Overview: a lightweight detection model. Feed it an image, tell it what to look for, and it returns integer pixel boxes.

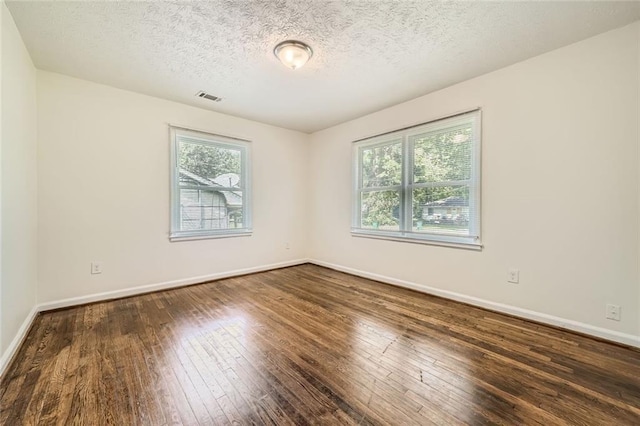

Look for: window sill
[351,230,482,251]
[170,230,252,242]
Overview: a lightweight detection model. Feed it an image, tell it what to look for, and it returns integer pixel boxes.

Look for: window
[170,127,251,241]
[352,109,481,249]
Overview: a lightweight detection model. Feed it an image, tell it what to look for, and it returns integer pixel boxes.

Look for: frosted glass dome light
[274,40,313,70]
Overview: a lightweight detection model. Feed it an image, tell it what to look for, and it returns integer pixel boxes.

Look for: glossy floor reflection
[1,264,639,424]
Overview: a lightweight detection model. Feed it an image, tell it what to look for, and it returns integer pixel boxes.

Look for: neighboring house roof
[179,168,242,207]
[423,196,468,208]
[223,191,243,207]
[179,168,216,186]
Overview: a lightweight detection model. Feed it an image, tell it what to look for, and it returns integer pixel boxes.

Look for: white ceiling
[6,1,640,133]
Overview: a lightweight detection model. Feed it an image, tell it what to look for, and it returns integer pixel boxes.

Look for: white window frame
[170,126,252,241]
[352,109,481,250]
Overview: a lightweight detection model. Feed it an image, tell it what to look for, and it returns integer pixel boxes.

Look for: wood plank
[2,264,639,424]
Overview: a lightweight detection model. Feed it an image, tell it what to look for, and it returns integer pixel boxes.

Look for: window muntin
[170,127,251,241]
[352,110,481,248]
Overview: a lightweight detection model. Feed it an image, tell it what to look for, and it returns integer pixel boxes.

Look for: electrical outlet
[285,242,290,250]
[507,268,519,284]
[91,262,103,275]
[606,304,621,321]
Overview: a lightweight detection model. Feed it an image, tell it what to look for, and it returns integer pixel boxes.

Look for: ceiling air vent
[196,91,222,102]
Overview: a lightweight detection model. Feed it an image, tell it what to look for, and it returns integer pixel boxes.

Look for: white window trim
[351,109,482,249]
[169,126,252,242]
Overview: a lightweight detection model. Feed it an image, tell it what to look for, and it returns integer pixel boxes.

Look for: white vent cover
[196,91,222,102]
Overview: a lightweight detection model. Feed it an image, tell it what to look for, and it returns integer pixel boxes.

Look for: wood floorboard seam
[1,264,639,425]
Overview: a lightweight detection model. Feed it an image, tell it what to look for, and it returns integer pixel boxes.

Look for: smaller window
[170,127,251,241]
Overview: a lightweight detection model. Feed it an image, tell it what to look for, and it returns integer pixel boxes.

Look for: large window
[170,127,251,241]
[352,110,481,248]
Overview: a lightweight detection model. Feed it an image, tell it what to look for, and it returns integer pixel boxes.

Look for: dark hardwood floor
[1,264,639,425]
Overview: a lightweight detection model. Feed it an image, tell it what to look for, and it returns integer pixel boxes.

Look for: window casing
[170,127,251,241]
[352,110,481,249]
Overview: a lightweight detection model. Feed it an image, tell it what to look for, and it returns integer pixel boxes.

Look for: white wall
[1,2,38,356]
[5,12,639,356]
[37,71,308,304]
[309,23,640,343]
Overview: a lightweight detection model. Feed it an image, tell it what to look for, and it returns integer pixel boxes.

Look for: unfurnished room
[1,0,640,424]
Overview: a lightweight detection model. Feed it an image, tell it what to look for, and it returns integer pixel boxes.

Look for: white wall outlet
[91,261,103,275]
[507,268,519,284]
[606,304,621,321]
[285,242,290,250]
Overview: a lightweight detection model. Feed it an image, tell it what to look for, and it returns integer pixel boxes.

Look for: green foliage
[362,142,402,188]
[360,125,472,227]
[179,142,240,183]
[412,126,471,219]
[361,142,402,226]
[413,126,471,183]
[361,191,399,227]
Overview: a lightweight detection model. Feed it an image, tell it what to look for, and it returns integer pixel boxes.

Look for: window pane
[412,186,470,236]
[352,110,480,246]
[413,124,472,184]
[178,139,242,187]
[179,189,244,231]
[360,190,400,230]
[361,141,402,188]
[171,128,251,240]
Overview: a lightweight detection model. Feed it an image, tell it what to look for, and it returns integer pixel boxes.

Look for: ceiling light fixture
[274,40,313,70]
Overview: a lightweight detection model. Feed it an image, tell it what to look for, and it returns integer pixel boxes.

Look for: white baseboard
[308,259,640,349]
[38,258,309,312]
[2,257,637,378]
[0,305,38,378]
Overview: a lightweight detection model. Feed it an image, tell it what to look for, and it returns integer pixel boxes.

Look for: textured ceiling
[6,1,640,133]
